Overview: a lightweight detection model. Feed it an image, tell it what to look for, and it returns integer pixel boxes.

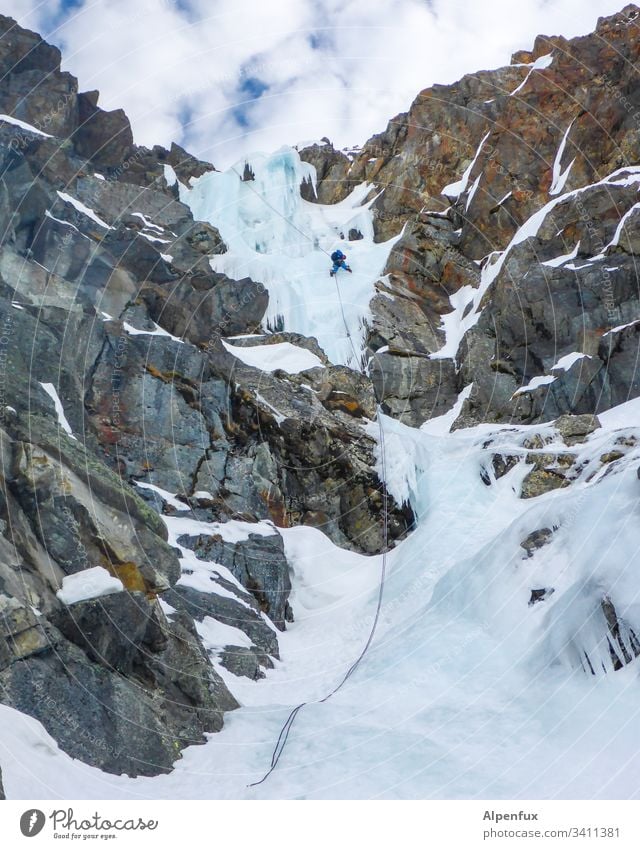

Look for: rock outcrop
[0,12,411,779]
[301,4,640,428]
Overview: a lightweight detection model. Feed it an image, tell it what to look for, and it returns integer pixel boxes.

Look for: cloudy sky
[6,0,627,167]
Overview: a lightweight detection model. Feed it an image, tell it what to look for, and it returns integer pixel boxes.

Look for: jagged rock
[177,531,291,631]
[491,454,520,480]
[204,339,414,552]
[169,582,279,659]
[520,468,570,499]
[0,764,4,799]
[529,588,554,606]
[298,141,352,203]
[601,595,640,670]
[370,350,458,427]
[50,592,167,674]
[73,91,134,169]
[554,414,601,445]
[520,527,555,557]
[228,331,329,364]
[219,646,274,680]
[600,451,624,464]
[0,596,48,667]
[0,616,237,776]
[141,274,268,345]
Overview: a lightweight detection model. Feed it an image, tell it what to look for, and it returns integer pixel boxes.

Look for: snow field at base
[3,400,640,799]
[180,146,402,368]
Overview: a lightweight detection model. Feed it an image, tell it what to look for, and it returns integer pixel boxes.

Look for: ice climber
[330,249,352,276]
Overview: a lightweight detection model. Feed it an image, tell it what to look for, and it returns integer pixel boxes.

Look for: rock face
[300,4,640,428]
[0,13,412,779]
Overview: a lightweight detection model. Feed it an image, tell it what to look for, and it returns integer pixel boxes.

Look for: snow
[603,318,640,336]
[158,598,176,616]
[161,253,173,262]
[0,114,52,137]
[123,320,184,343]
[464,172,482,211]
[134,481,190,511]
[56,567,123,605]
[441,131,490,199]
[197,616,254,651]
[56,191,111,230]
[607,201,640,249]
[163,514,276,547]
[5,394,640,799]
[138,231,172,245]
[39,382,76,439]
[131,212,164,233]
[542,241,580,267]
[180,146,401,368]
[509,52,553,96]
[512,374,557,396]
[254,391,287,425]
[163,164,178,187]
[221,340,324,373]
[549,120,576,196]
[44,210,84,235]
[551,351,590,371]
[598,395,640,428]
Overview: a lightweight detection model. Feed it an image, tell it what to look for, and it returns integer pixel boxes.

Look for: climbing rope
[248,412,389,788]
[223,166,392,788]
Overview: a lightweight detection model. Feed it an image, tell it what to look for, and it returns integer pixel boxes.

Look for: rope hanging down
[248,408,389,788]
[224,166,391,788]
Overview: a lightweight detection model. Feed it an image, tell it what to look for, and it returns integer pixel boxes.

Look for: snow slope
[180,147,402,368]
[3,403,640,800]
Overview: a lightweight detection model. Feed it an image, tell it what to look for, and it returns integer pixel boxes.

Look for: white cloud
[5,0,628,167]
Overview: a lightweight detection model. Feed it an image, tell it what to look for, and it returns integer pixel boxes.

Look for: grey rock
[554,414,601,445]
[50,591,167,675]
[520,527,555,558]
[520,468,570,499]
[177,531,292,630]
[169,582,279,659]
[219,646,273,680]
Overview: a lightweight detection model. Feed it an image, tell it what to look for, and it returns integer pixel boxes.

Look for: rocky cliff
[301,3,640,428]
[1,4,640,789]
[0,12,410,779]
